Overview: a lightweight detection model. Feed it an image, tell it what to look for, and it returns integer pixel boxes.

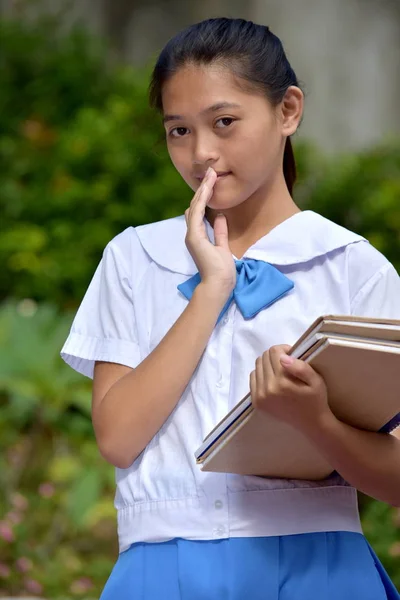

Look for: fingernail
[280,354,294,366]
[206,167,212,177]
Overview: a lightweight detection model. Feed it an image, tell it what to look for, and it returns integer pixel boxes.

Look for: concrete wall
[251,0,400,152]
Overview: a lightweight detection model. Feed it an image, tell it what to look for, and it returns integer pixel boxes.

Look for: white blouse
[61,211,400,553]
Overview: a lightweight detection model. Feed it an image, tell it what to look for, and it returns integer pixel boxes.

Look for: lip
[195,171,232,181]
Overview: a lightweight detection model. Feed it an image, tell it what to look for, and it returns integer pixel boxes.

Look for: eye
[215,117,236,129]
[169,127,189,138]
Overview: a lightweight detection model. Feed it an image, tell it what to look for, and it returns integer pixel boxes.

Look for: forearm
[96,283,228,468]
[304,413,400,506]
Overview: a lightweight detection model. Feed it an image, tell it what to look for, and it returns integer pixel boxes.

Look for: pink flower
[24,577,43,595]
[0,562,11,578]
[70,576,94,594]
[6,510,22,525]
[11,492,29,511]
[0,521,15,543]
[38,482,55,498]
[16,557,33,573]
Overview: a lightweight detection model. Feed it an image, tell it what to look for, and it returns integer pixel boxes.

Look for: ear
[279,86,304,137]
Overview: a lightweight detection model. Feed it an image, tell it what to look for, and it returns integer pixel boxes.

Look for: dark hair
[149,18,302,196]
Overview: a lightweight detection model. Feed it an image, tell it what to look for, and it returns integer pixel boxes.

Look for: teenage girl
[61,18,400,599]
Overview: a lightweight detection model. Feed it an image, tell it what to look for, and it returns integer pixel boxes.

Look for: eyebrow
[162,102,242,124]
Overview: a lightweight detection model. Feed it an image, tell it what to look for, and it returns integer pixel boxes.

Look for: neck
[206,170,300,259]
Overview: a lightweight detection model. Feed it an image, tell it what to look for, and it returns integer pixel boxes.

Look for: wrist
[302,409,341,443]
[193,282,232,310]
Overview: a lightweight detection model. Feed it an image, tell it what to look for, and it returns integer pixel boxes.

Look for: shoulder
[248,211,365,266]
[291,211,366,264]
[347,242,400,318]
[105,225,142,257]
[100,226,150,285]
[345,236,394,275]
[299,212,399,311]
[272,211,399,314]
[102,215,194,277]
[135,215,197,275]
[283,210,391,274]
[326,226,400,318]
[343,231,399,297]
[101,216,196,281]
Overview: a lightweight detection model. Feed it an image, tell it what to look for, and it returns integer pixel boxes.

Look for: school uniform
[61,211,400,599]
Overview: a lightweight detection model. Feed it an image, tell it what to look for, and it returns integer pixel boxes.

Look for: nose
[192,132,220,166]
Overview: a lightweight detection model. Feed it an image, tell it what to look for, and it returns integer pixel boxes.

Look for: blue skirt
[100,532,399,600]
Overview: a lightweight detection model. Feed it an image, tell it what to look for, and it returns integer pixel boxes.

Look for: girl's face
[162,63,302,211]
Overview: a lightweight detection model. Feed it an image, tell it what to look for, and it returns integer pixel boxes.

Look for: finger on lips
[189,168,215,216]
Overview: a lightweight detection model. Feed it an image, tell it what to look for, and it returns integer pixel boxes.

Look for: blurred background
[0,0,399,598]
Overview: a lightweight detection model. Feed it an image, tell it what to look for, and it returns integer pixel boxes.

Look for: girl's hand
[185,167,236,296]
[249,344,334,435]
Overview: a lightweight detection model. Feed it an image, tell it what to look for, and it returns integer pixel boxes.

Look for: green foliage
[362,499,400,586]
[0,9,110,133]
[0,9,399,599]
[301,144,400,274]
[0,300,116,598]
[0,12,188,309]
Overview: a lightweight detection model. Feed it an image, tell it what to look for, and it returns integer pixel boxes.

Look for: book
[195,315,400,481]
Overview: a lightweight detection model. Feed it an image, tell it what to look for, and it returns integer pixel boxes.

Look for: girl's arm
[93,284,228,469]
[92,168,236,469]
[250,345,400,506]
[298,409,400,507]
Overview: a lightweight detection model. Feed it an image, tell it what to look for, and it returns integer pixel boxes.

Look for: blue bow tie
[177,259,294,324]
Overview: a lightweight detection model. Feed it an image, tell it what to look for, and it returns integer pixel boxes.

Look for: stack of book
[195,316,400,480]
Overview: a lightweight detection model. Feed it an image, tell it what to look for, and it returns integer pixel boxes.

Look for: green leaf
[66,469,101,528]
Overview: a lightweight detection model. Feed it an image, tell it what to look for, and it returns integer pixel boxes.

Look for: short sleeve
[60,228,142,378]
[349,244,400,320]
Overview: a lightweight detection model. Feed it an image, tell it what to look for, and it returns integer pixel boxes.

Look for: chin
[207,191,245,211]
[207,199,235,210]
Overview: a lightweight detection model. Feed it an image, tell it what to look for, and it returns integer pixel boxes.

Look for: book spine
[379,413,400,434]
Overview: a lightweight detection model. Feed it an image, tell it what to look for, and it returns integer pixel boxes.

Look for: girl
[61,17,400,599]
